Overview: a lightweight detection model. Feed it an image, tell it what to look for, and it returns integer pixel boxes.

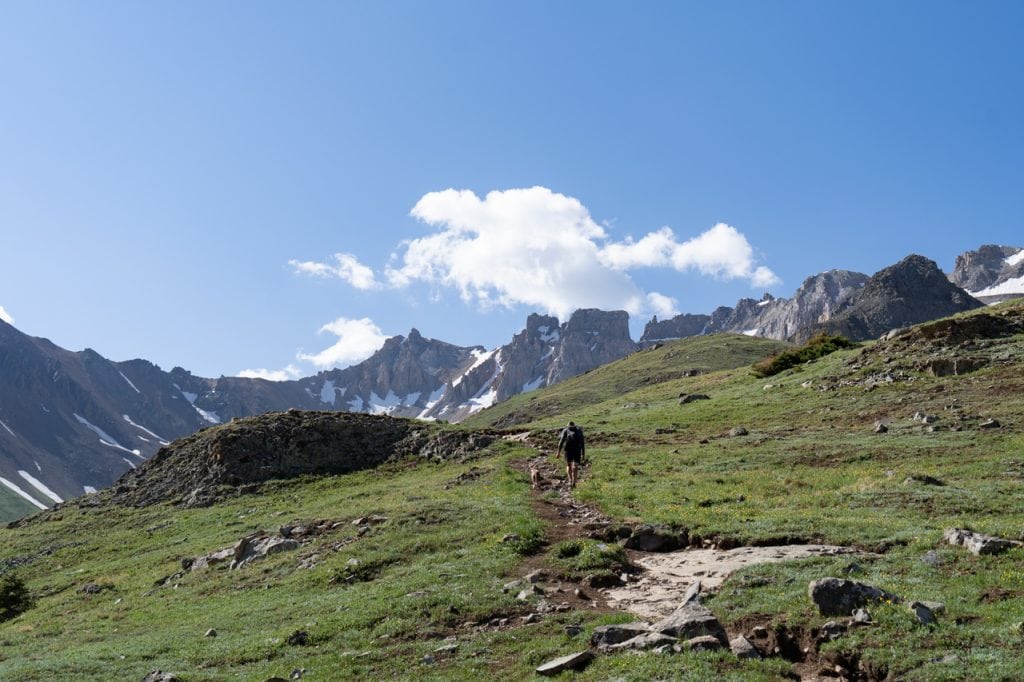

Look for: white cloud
[237,364,303,381]
[0,305,13,325]
[668,223,782,286]
[646,292,680,318]
[297,317,388,369]
[292,187,779,321]
[384,187,647,319]
[289,253,380,290]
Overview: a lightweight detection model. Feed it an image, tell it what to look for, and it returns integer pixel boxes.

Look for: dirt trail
[509,434,856,622]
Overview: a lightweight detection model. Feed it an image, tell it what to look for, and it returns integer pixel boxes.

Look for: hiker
[556,421,585,488]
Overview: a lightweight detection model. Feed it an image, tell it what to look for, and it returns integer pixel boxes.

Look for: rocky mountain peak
[803,255,983,342]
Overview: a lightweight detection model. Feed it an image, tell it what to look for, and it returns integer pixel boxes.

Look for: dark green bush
[0,572,34,621]
[752,334,856,377]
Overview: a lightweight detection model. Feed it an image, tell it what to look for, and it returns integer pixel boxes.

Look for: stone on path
[535,651,594,676]
[651,603,728,645]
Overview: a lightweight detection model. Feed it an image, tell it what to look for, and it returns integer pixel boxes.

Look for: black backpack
[565,426,583,451]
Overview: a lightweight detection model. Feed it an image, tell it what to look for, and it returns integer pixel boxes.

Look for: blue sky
[1,2,1021,378]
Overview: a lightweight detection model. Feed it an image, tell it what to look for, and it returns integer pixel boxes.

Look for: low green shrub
[752,333,856,377]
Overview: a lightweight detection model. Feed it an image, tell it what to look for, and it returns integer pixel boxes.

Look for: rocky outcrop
[949,244,1024,301]
[944,528,1022,556]
[102,411,495,508]
[801,255,983,342]
[547,309,638,384]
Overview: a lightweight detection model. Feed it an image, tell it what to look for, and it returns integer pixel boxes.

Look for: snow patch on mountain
[84,486,97,494]
[18,470,63,504]
[973,275,1024,298]
[0,420,15,438]
[1006,250,1024,267]
[119,371,141,394]
[0,476,48,509]
[123,415,170,444]
[320,379,336,405]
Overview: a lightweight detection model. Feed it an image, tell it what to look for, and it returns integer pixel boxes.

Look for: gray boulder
[651,603,728,645]
[536,650,593,676]
[679,394,710,405]
[944,528,1021,555]
[591,622,652,648]
[729,635,761,659]
[808,577,900,616]
[623,525,685,552]
[141,672,181,682]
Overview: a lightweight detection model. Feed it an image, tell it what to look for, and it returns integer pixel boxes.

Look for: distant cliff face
[804,255,983,342]
[639,271,869,345]
[949,244,1024,302]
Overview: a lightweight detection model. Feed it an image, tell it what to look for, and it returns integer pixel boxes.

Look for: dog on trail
[529,463,542,489]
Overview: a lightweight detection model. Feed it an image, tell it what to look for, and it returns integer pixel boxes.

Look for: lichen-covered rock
[651,603,728,645]
[944,528,1020,555]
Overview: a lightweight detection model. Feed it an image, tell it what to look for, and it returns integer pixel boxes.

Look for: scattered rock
[728,427,749,437]
[944,528,1021,555]
[729,635,761,659]
[979,418,1001,429]
[622,525,685,552]
[286,630,309,646]
[685,635,724,651]
[903,474,945,487]
[651,603,728,645]
[912,412,938,424]
[516,585,544,601]
[230,535,302,570]
[500,533,521,544]
[852,608,872,625]
[141,671,181,682]
[564,624,583,637]
[920,550,943,567]
[873,421,888,434]
[434,642,459,654]
[524,569,547,584]
[908,601,937,625]
[535,650,594,676]
[591,622,653,649]
[78,583,112,595]
[522,613,540,624]
[679,394,710,405]
[610,632,678,651]
[750,626,769,639]
[819,620,847,641]
[204,628,218,638]
[808,577,900,616]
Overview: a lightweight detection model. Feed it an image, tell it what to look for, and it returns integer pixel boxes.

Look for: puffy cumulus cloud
[237,365,302,381]
[296,317,388,369]
[292,187,779,320]
[289,253,380,290]
[668,223,781,286]
[0,305,12,325]
[385,187,647,319]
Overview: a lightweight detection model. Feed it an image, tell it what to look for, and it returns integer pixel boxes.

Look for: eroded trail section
[605,544,857,620]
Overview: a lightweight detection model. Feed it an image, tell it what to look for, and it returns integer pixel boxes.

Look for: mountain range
[0,244,1020,517]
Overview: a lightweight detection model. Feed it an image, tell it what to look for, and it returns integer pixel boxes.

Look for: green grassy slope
[2,302,1023,680]
[463,333,791,430]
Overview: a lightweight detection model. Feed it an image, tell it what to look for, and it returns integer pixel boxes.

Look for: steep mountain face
[639,270,869,344]
[949,244,1024,302]
[0,320,209,513]
[803,255,983,342]
[423,309,638,422]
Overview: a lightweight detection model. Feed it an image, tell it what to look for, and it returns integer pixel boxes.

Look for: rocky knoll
[104,411,495,508]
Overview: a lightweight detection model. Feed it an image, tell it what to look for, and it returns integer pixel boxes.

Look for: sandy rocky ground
[507,433,864,679]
